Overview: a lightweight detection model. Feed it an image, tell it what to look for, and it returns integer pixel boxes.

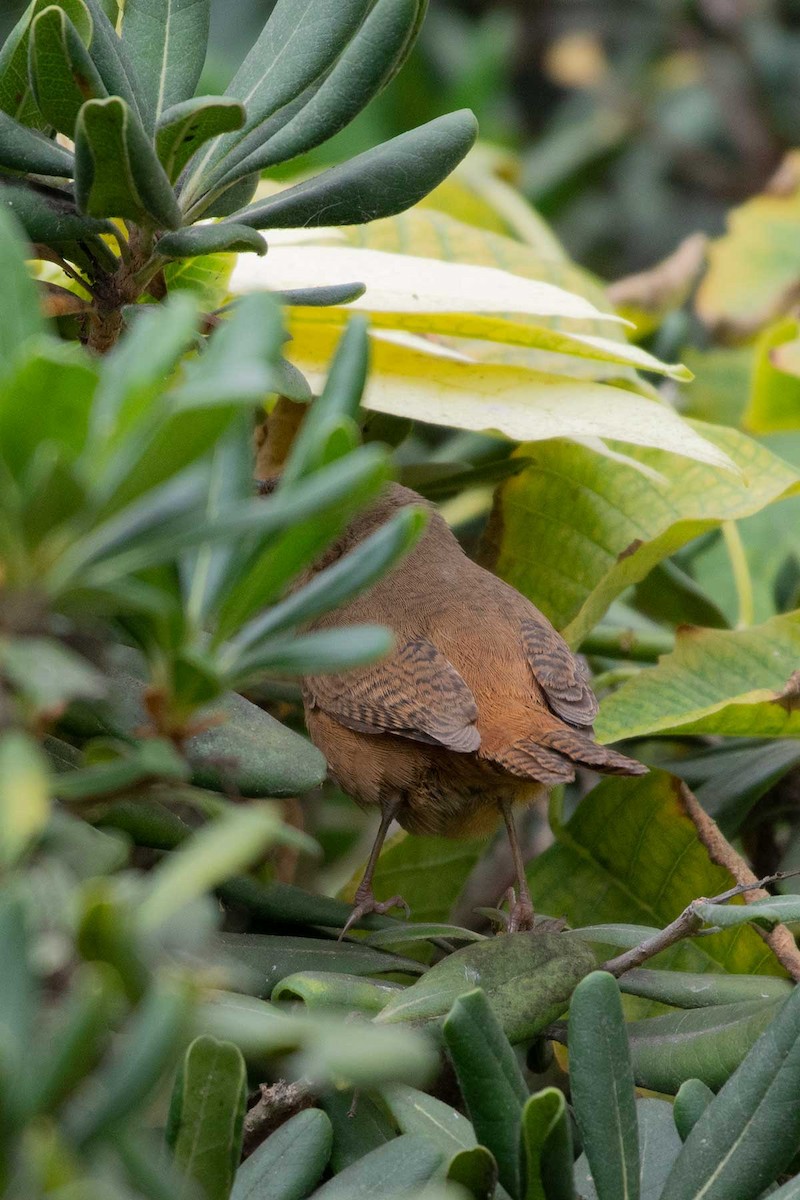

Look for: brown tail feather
[539,727,647,776]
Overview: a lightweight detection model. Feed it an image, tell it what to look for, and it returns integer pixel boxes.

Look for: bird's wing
[521,616,598,728]
[304,636,481,753]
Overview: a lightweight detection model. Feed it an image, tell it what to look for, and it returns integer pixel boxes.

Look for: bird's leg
[500,801,535,933]
[339,800,410,939]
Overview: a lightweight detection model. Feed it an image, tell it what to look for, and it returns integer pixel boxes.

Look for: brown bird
[296,482,646,935]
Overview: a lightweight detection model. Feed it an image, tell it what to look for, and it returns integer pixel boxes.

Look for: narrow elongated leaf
[323,1090,395,1172]
[672,1080,714,1141]
[596,612,800,743]
[167,1035,246,1200]
[137,806,294,931]
[272,972,402,1013]
[74,97,182,228]
[70,976,194,1144]
[309,1133,443,1199]
[695,895,800,929]
[569,972,640,1200]
[0,0,92,128]
[81,0,143,119]
[227,624,394,683]
[381,1083,478,1155]
[660,982,800,1200]
[0,204,46,377]
[213,933,424,994]
[0,890,37,1100]
[121,0,210,127]
[521,1087,576,1200]
[157,222,266,258]
[0,109,73,174]
[231,1108,332,1200]
[627,1000,783,1094]
[280,318,369,486]
[183,0,373,200]
[442,988,527,1196]
[29,6,106,137]
[0,180,114,244]
[229,111,478,231]
[228,506,426,654]
[156,96,244,181]
[618,969,792,1009]
[217,0,424,182]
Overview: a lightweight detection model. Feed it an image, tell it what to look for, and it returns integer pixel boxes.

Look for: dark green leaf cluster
[0,0,477,348]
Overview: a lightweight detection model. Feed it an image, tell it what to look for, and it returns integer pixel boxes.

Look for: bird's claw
[502,886,535,934]
[339,890,411,940]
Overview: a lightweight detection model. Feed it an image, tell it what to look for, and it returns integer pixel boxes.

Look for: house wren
[291,481,646,933]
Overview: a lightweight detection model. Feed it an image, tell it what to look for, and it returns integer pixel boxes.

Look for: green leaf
[228,111,478,230]
[617,969,792,1009]
[448,1146,499,1200]
[157,222,266,258]
[362,924,487,949]
[378,932,595,1042]
[670,739,800,838]
[214,932,425,994]
[74,96,182,228]
[660,982,800,1200]
[281,318,370,486]
[218,875,397,933]
[569,972,640,1200]
[0,637,105,713]
[26,963,121,1117]
[696,149,800,336]
[746,317,800,433]
[672,1080,714,1141]
[28,6,107,137]
[528,771,788,978]
[121,0,210,127]
[0,0,92,128]
[227,624,394,683]
[0,108,74,173]
[596,612,800,742]
[632,560,729,631]
[0,732,49,866]
[0,889,37,1099]
[380,1082,478,1155]
[0,204,46,377]
[0,180,114,247]
[626,1000,783,1094]
[322,1090,395,1173]
[695,895,800,929]
[81,0,144,118]
[340,830,485,924]
[70,975,194,1144]
[137,806,295,931]
[156,96,244,181]
[484,426,799,646]
[521,1087,576,1200]
[308,1133,443,1199]
[231,1108,332,1200]
[277,282,366,308]
[166,1035,247,1200]
[574,1101,683,1200]
[442,988,527,1196]
[215,0,425,182]
[181,0,373,204]
[228,506,427,654]
[272,972,402,1013]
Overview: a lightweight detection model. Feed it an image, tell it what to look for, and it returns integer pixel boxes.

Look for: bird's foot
[502,886,536,934]
[339,888,411,940]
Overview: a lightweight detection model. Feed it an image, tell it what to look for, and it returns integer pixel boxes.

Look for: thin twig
[600,870,800,978]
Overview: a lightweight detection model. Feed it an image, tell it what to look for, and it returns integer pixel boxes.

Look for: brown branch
[680,784,800,981]
[601,870,800,978]
[241,1079,315,1158]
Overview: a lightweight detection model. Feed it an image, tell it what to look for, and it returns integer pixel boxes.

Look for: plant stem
[600,870,800,976]
[722,519,754,628]
[579,625,675,663]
